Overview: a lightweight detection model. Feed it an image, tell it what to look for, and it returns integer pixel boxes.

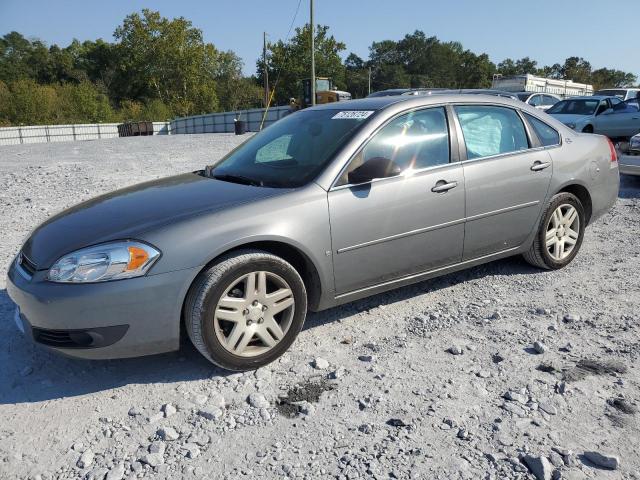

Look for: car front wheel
[184,249,307,370]
[523,192,585,270]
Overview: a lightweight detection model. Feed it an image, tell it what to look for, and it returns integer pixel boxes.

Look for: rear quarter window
[523,113,560,147]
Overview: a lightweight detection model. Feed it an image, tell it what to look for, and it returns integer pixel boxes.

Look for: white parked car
[594,88,640,101]
[547,96,622,133]
[514,92,560,111]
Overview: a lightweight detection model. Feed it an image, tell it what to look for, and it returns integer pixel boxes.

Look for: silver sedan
[619,134,640,176]
[7,95,620,371]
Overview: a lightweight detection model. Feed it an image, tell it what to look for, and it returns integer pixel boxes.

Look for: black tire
[582,125,594,133]
[523,192,586,270]
[184,249,307,371]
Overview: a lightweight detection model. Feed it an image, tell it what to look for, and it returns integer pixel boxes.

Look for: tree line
[1,9,637,126]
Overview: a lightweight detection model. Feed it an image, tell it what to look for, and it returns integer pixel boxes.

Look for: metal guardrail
[0,122,170,146]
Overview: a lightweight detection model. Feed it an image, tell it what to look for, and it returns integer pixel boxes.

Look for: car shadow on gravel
[619,174,640,198]
[0,254,560,404]
[305,255,540,329]
[0,289,231,405]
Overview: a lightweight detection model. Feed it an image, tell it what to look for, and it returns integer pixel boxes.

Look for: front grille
[19,253,37,276]
[32,328,77,348]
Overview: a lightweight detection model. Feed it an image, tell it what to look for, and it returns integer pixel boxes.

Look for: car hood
[549,113,591,125]
[22,172,289,269]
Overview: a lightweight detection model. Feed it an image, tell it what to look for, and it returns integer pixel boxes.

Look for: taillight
[606,137,618,164]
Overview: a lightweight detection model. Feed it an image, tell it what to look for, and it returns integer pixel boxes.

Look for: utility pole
[263,32,269,108]
[368,67,372,96]
[310,0,316,106]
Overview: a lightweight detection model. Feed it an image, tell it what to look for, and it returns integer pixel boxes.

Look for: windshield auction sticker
[332,111,374,120]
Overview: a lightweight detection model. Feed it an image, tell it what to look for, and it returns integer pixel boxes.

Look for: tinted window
[529,95,542,106]
[210,109,370,188]
[455,106,529,159]
[547,99,599,115]
[524,113,560,147]
[338,107,450,185]
[543,95,559,106]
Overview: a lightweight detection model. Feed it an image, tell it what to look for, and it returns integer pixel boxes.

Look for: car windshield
[547,99,599,115]
[208,109,373,188]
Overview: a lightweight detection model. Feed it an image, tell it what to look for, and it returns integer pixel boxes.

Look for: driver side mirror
[348,157,402,185]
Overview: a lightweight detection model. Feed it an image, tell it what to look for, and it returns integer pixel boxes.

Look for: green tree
[344,53,370,99]
[257,24,346,105]
[497,57,537,76]
[590,68,637,90]
[214,50,262,111]
[560,56,592,83]
[113,9,219,116]
[56,81,113,123]
[3,79,58,124]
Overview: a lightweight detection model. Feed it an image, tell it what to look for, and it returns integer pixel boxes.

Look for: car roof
[595,87,639,91]
[563,95,612,100]
[307,93,532,112]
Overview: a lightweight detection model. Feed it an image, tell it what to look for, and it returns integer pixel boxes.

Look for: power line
[259,0,303,130]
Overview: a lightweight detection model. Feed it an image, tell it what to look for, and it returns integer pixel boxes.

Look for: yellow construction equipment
[290,77,351,110]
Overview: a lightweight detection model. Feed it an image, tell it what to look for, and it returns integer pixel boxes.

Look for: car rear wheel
[523,192,585,270]
[184,249,307,371]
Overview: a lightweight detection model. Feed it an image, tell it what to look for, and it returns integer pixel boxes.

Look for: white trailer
[491,74,593,98]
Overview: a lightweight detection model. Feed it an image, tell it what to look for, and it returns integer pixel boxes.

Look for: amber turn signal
[127,246,149,270]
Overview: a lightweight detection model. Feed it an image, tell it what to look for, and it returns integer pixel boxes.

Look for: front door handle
[531,161,551,171]
[431,180,458,193]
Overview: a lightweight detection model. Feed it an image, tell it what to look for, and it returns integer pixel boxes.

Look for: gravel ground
[0,134,639,480]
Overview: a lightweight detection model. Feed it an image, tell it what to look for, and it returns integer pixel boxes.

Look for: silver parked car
[589,98,640,139]
[7,95,620,371]
[619,133,640,176]
[547,95,622,132]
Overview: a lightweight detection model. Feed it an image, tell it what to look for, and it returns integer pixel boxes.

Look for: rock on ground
[0,136,638,479]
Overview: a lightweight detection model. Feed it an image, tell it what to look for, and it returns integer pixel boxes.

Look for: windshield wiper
[211,173,263,187]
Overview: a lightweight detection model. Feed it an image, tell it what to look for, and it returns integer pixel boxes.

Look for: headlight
[630,135,640,151]
[566,123,576,130]
[47,241,160,283]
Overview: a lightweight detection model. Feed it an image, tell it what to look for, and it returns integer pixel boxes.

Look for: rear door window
[523,113,560,147]
[454,105,529,159]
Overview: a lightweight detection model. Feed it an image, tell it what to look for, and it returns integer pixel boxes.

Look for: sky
[1,0,639,81]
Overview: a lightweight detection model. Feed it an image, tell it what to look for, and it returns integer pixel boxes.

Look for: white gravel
[0,134,639,479]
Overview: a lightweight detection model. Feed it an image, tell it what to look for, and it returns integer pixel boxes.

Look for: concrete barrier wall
[170,106,291,134]
[0,105,290,146]
[0,122,170,146]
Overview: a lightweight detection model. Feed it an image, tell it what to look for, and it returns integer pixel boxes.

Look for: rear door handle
[531,161,551,171]
[431,180,458,193]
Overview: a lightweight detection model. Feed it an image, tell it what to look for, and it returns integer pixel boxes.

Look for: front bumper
[6,259,200,359]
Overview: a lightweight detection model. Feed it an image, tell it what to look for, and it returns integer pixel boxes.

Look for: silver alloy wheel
[546,203,580,261]
[213,271,295,357]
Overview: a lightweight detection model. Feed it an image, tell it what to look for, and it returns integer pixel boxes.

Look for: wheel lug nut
[246,319,253,326]
[262,305,268,311]
[258,318,264,324]
[252,300,258,306]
